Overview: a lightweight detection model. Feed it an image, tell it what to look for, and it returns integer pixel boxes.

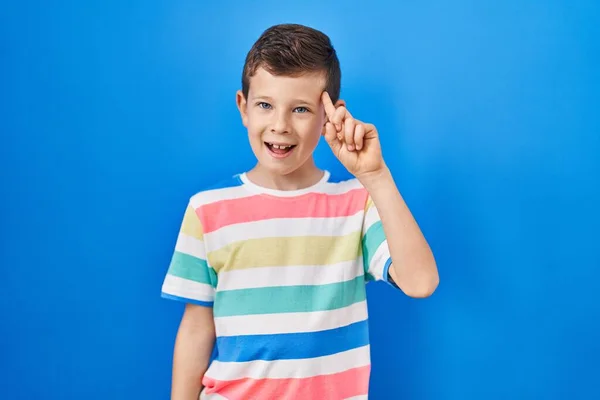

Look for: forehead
[248,67,326,101]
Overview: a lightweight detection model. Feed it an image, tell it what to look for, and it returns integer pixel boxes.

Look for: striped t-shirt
[161,170,397,400]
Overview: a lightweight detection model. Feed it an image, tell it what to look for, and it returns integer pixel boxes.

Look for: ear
[236,90,248,127]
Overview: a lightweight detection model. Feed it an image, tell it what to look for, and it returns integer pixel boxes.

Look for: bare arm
[171,304,216,400]
[360,167,439,298]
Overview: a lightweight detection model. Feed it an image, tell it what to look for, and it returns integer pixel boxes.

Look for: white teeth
[270,143,291,149]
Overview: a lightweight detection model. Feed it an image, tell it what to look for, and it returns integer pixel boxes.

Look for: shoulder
[187,173,248,209]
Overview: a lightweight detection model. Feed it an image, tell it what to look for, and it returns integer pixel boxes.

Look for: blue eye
[294,107,309,113]
[258,102,272,109]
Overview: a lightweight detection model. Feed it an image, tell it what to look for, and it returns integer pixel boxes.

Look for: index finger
[321,91,336,120]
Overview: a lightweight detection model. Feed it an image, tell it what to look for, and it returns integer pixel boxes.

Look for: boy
[161,23,438,400]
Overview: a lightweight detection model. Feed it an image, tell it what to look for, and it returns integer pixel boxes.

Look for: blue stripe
[161,292,214,307]
[382,257,399,288]
[214,319,370,362]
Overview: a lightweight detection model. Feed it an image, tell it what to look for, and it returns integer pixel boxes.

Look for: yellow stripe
[208,231,363,272]
[365,195,374,211]
[180,204,203,240]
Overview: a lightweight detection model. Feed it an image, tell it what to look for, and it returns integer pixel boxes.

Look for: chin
[260,159,301,176]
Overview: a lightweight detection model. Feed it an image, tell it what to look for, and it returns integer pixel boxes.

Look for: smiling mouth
[265,142,296,156]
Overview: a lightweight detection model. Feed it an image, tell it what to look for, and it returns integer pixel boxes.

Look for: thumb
[323,122,342,154]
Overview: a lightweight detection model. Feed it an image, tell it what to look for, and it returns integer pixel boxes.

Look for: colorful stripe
[199,188,368,233]
[180,204,204,239]
[167,251,213,284]
[214,319,369,362]
[213,275,366,317]
[204,365,370,400]
[362,220,386,268]
[161,292,214,307]
[208,231,363,272]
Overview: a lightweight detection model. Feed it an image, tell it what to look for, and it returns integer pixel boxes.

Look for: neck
[247,159,324,191]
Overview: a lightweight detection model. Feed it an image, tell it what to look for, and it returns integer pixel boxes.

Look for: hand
[321,91,386,180]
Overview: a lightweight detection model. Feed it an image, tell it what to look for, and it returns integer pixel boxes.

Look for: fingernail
[348,144,354,151]
[336,124,341,131]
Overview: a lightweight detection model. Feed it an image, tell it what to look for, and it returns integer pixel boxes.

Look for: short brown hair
[241,23,341,103]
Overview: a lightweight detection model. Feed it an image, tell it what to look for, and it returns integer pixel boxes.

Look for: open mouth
[265,142,296,157]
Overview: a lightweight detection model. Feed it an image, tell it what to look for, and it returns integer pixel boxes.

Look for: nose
[270,110,290,134]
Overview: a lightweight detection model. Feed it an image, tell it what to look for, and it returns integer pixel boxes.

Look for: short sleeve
[161,202,218,307]
[361,195,396,287]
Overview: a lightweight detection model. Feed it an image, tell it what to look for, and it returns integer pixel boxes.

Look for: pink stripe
[202,365,370,400]
[197,188,368,233]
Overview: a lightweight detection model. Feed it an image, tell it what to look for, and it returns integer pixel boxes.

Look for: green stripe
[362,221,386,269]
[168,251,216,286]
[213,275,366,317]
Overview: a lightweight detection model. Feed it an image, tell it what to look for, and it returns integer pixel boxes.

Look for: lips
[265,142,296,158]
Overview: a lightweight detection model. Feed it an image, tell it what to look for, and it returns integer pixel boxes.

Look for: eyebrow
[253,95,317,107]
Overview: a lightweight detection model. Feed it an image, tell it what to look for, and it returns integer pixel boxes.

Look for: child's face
[236,67,328,176]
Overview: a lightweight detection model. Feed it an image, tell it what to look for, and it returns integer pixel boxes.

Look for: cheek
[246,117,265,139]
[298,119,323,144]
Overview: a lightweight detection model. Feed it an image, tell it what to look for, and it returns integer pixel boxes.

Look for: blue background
[2,1,599,399]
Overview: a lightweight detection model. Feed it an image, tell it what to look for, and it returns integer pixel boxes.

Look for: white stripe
[162,274,214,302]
[214,301,368,336]
[174,232,205,259]
[345,396,369,400]
[217,258,363,291]
[367,241,390,280]
[206,344,371,380]
[190,183,251,206]
[190,176,364,207]
[204,213,364,251]
[200,392,229,400]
